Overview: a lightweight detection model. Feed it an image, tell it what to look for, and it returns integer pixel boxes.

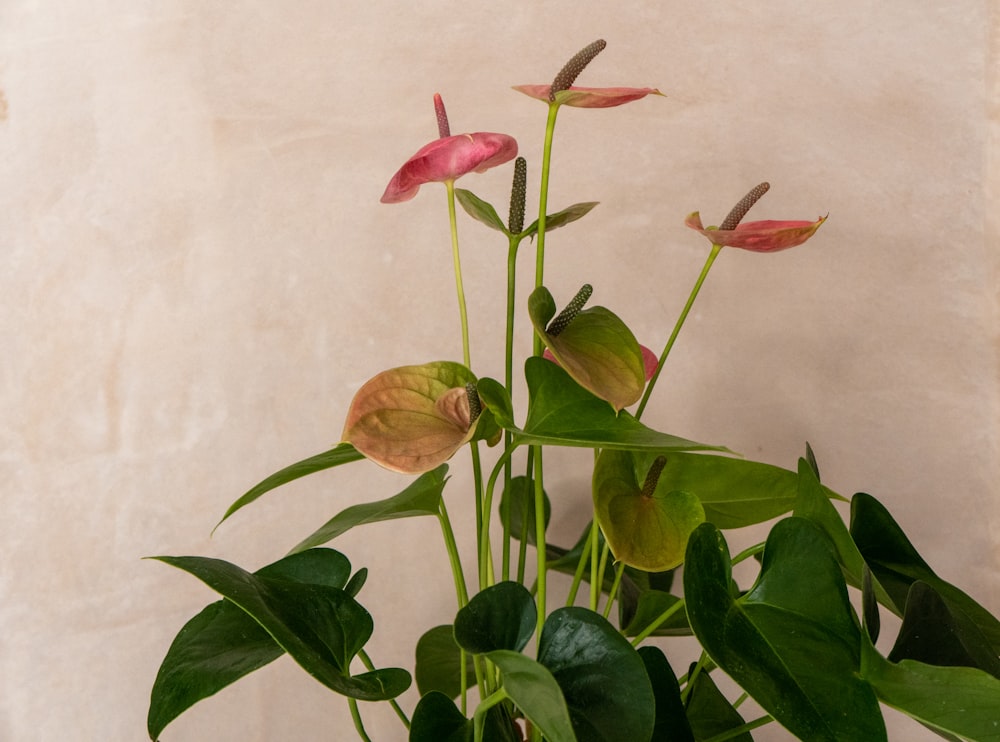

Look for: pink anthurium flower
[512,84,663,109]
[685,212,827,253]
[381,132,518,204]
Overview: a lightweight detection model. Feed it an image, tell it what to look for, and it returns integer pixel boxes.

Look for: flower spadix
[593,450,706,571]
[381,132,518,204]
[342,361,490,474]
[529,285,647,412]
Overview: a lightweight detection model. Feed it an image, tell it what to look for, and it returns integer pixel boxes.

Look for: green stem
[533,451,547,638]
[445,180,472,368]
[480,446,517,590]
[533,103,561,329]
[589,516,601,611]
[630,597,686,646]
[437,499,469,608]
[730,541,765,567]
[473,688,511,742]
[636,242,724,420]
[348,698,372,742]
[602,561,626,619]
[565,522,594,606]
[502,234,525,581]
[702,715,774,742]
[357,650,410,729]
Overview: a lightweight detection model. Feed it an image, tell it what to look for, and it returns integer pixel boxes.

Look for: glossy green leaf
[409,691,473,742]
[637,646,695,742]
[149,549,355,739]
[851,492,1000,651]
[342,361,480,474]
[488,358,730,454]
[215,443,364,529]
[455,188,506,233]
[684,519,886,741]
[454,582,536,655]
[288,465,448,553]
[529,286,645,411]
[523,201,599,237]
[888,581,1000,678]
[486,649,577,742]
[151,554,411,702]
[593,449,705,571]
[538,607,655,742]
[861,633,1000,741]
[684,666,753,742]
[499,475,551,545]
[659,451,843,529]
[414,625,476,700]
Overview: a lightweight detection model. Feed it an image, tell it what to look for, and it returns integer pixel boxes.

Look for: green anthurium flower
[528,285,646,412]
[593,449,706,571]
[342,362,490,474]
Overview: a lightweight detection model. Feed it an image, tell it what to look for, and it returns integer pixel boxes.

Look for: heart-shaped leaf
[343,362,482,474]
[215,443,364,528]
[151,554,411,703]
[684,666,753,742]
[499,475,551,545]
[414,625,476,700]
[537,607,656,742]
[409,691,473,742]
[288,465,448,553]
[149,549,360,739]
[486,649,577,742]
[529,286,645,411]
[637,646,695,742]
[454,582,536,655]
[851,492,1000,651]
[593,449,705,571]
[684,519,886,741]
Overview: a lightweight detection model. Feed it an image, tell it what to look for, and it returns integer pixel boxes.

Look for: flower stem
[445,180,472,367]
[437,498,469,608]
[636,242,724,420]
[532,102,561,351]
[348,698,372,742]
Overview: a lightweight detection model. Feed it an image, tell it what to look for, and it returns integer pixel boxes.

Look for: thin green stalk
[533,102,561,323]
[502,233,525,582]
[630,597,686,646]
[702,715,774,742]
[533,451,547,637]
[636,242,724,420]
[437,499,469,608]
[602,561,626,619]
[730,541,765,567]
[445,180,472,368]
[480,446,517,590]
[348,698,372,742]
[473,688,510,742]
[589,514,601,611]
[565,522,594,606]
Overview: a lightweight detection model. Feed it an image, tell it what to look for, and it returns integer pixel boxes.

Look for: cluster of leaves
[148,40,1000,741]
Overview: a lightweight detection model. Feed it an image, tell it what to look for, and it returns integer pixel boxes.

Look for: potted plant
[147,40,1000,741]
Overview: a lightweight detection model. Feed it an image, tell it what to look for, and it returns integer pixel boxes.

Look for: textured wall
[2,1,998,740]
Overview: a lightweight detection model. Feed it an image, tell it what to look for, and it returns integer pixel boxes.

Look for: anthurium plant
[148,40,1000,742]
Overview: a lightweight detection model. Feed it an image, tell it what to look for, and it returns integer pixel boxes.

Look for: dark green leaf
[523,201,599,237]
[455,188,507,233]
[863,566,881,644]
[620,589,690,637]
[684,519,886,741]
[638,646,695,742]
[538,607,655,742]
[151,554,410,701]
[409,691,473,742]
[454,582,536,655]
[851,492,1000,651]
[861,633,1000,741]
[684,666,752,742]
[486,649,577,742]
[499,476,550,545]
[288,466,448,553]
[415,625,476,700]
[888,581,1000,678]
[215,443,364,529]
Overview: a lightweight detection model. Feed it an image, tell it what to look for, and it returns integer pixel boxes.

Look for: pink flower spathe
[381,132,518,204]
[684,212,827,253]
[512,84,663,108]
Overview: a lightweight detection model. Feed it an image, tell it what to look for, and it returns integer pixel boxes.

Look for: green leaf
[409,691,473,742]
[684,519,886,741]
[659,451,843,529]
[486,649,577,742]
[288,465,448,553]
[499,475,551,545]
[620,589,690,637]
[342,361,480,474]
[151,554,411,702]
[455,188,507,233]
[215,443,364,529]
[851,492,1000,651]
[454,582,536,655]
[523,201,599,238]
[861,633,1000,741]
[529,286,646,411]
[414,625,476,700]
[148,549,356,740]
[888,581,1000,678]
[538,607,656,742]
[637,646,695,742]
[593,449,705,571]
[508,358,731,453]
[684,666,753,742]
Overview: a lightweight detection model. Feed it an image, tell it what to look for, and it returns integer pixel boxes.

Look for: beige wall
[2,1,998,740]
